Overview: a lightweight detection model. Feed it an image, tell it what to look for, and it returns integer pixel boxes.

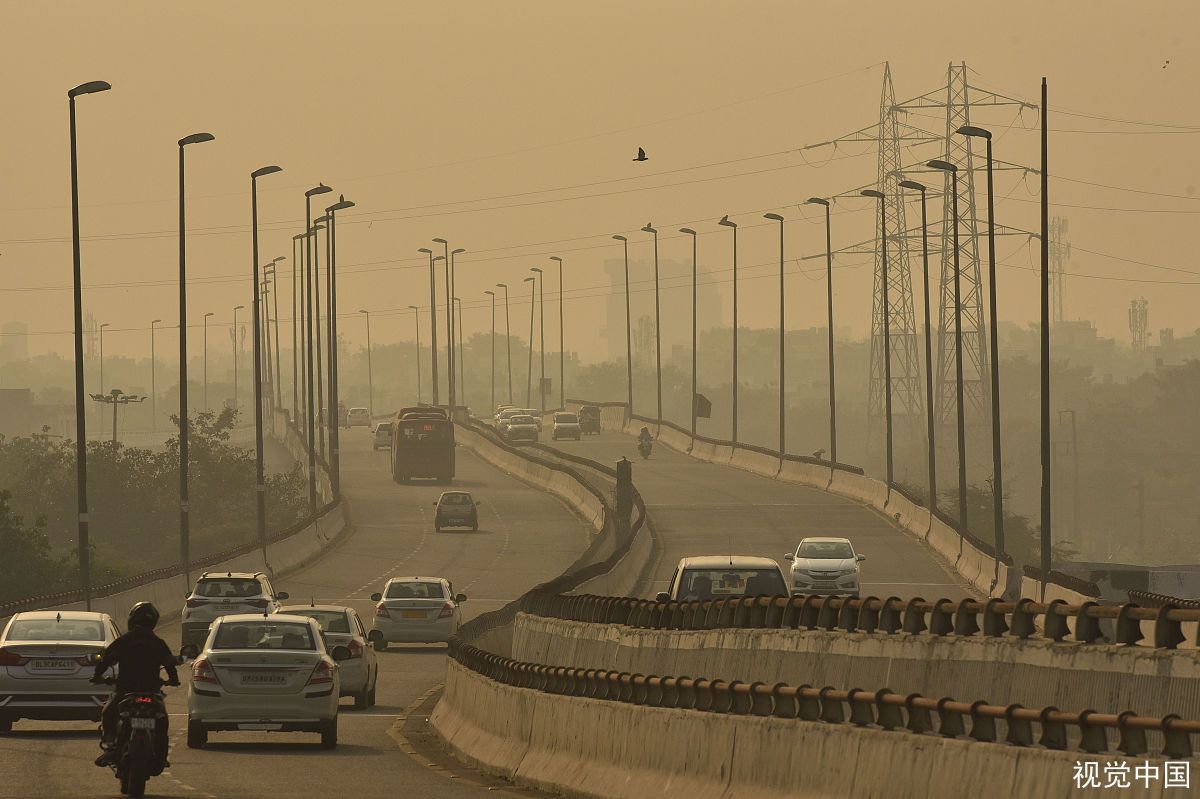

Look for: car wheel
[320,719,337,749]
[354,687,370,710]
[471,522,479,531]
[367,681,377,707]
[373,639,388,652]
[434,524,442,533]
[186,721,207,749]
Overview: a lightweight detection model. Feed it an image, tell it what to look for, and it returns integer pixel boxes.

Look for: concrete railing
[567,399,1024,601]
[433,643,1196,799]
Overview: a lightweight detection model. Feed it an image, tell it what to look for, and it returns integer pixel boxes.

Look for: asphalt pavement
[541,429,973,601]
[0,429,591,799]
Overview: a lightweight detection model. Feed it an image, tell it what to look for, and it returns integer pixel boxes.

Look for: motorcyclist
[637,427,653,446]
[93,602,179,767]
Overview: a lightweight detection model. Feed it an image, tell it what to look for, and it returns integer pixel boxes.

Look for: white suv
[784,537,865,597]
[551,412,582,441]
[346,407,371,428]
[180,572,289,656]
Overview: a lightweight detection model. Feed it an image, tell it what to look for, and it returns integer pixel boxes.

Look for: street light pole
[313,216,329,462]
[806,197,836,464]
[1040,77,1052,595]
[524,276,536,406]
[408,305,422,404]
[98,323,109,402]
[325,196,355,502]
[203,312,214,411]
[250,165,282,569]
[150,319,161,431]
[232,305,245,411]
[261,277,273,412]
[419,248,439,407]
[612,235,633,412]
[454,296,465,410]
[550,256,564,410]
[68,79,111,610]
[929,159,969,534]
[359,310,374,418]
[269,257,284,412]
[433,239,453,411]
[765,213,786,461]
[303,184,332,510]
[484,290,496,412]
[292,233,304,425]
[530,267,544,412]
[717,215,738,444]
[178,131,215,587]
[452,248,466,409]
[640,225,662,426]
[496,283,512,404]
[862,189,894,487]
[679,228,698,440]
[900,180,937,513]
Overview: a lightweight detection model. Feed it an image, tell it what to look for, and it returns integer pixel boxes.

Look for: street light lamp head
[860,189,885,200]
[523,276,536,283]
[270,256,286,265]
[679,227,696,235]
[764,213,784,222]
[805,197,830,207]
[305,183,332,198]
[432,237,448,245]
[717,214,736,228]
[418,247,433,255]
[452,248,466,256]
[179,132,215,147]
[530,267,542,274]
[495,283,507,289]
[358,309,368,315]
[927,159,957,173]
[100,322,109,329]
[69,80,112,98]
[204,312,214,318]
[549,256,562,264]
[957,125,992,140]
[898,179,927,192]
[251,165,282,179]
[484,290,495,296]
[315,214,330,225]
[612,234,627,242]
[327,199,355,212]
[292,233,305,242]
[433,255,445,263]
[152,319,162,324]
[641,223,656,234]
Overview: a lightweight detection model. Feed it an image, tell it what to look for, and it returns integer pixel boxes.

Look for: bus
[390,407,455,483]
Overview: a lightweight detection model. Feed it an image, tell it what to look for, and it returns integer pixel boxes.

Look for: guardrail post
[1154,604,1186,649]
[930,598,954,636]
[694,679,715,712]
[1043,599,1070,642]
[716,680,739,714]
[879,597,903,634]
[1074,602,1104,644]
[1010,598,1038,639]
[818,686,845,723]
[1077,710,1109,754]
[968,700,997,743]
[1116,710,1148,756]
[1162,715,1194,759]
[765,597,786,628]
[642,675,662,706]
[1038,707,1068,750]
[858,596,882,633]
[837,598,859,632]
[1116,603,1145,646]
[953,599,981,637]
[796,685,820,721]
[749,682,773,716]
[659,677,679,708]
[847,688,875,726]
[629,674,648,704]
[799,596,823,629]
[817,597,840,630]
[874,689,903,730]
[781,596,804,628]
[902,597,929,635]
[982,597,1009,637]
[676,677,697,710]
[772,683,798,718]
[935,697,964,737]
[1003,704,1033,746]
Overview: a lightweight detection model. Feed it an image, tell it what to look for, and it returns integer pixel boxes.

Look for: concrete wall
[433,658,1169,799]
[511,613,1200,721]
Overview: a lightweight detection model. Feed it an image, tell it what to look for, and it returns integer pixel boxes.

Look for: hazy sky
[3,1,1198,363]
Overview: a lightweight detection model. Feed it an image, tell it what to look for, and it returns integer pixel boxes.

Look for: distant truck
[390,407,455,483]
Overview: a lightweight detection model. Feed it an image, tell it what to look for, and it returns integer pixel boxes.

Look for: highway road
[0,429,590,799]
[542,429,973,601]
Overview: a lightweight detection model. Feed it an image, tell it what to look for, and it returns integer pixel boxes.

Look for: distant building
[602,258,722,362]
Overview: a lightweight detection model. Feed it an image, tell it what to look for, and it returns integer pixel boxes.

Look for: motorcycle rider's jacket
[94,628,178,691]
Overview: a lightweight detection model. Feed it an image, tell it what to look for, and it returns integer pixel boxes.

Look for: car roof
[9,610,111,622]
[798,537,853,544]
[198,572,266,581]
[350,407,368,413]
[384,576,449,584]
[278,604,354,614]
[677,555,783,569]
[439,490,471,497]
[510,415,535,422]
[215,613,316,624]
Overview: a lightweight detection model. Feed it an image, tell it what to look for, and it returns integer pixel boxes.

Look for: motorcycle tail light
[134,696,154,704]
[307,660,334,686]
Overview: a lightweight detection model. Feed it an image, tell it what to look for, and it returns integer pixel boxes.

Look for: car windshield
[288,610,351,633]
[510,416,535,425]
[385,582,446,599]
[555,414,578,423]
[678,568,787,600]
[797,541,854,559]
[7,619,105,641]
[194,579,263,598]
[212,621,316,650]
[440,494,472,505]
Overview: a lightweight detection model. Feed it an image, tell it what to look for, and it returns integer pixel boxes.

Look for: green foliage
[0,409,307,603]
[0,490,71,602]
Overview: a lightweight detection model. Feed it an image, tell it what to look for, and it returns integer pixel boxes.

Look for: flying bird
[1163,59,1170,69]
[633,147,647,162]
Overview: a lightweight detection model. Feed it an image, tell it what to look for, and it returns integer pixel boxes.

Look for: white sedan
[186,614,345,749]
[280,604,378,709]
[369,577,467,649]
[0,611,121,731]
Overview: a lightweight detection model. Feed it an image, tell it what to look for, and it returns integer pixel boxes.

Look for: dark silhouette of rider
[638,427,652,445]
[93,602,179,767]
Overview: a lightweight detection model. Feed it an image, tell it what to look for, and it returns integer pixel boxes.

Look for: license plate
[241,673,287,685]
[130,717,156,730]
[237,723,282,731]
[30,659,75,671]
[400,610,426,619]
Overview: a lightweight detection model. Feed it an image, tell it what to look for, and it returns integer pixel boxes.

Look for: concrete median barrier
[728,447,781,478]
[777,459,831,489]
[655,425,691,454]
[884,490,932,539]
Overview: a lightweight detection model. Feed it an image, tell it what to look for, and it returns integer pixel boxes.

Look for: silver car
[186,614,345,749]
[785,537,866,598]
[369,577,467,649]
[280,605,378,709]
[0,611,121,731]
[180,572,289,655]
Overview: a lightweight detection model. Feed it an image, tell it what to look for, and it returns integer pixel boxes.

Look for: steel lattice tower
[866,63,924,459]
[1050,216,1070,323]
[934,63,989,427]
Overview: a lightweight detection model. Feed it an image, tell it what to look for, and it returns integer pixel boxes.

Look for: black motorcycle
[94,676,171,798]
[637,439,652,460]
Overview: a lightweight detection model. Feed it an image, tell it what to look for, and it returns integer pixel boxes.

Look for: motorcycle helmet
[128,601,161,631]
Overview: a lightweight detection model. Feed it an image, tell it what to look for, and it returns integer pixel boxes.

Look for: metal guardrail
[1130,590,1200,610]
[521,592,1200,650]
[448,639,1198,758]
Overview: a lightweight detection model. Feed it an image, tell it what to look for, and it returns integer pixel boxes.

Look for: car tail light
[307,660,335,686]
[245,598,270,609]
[374,604,390,619]
[346,639,364,659]
[437,602,454,619]
[192,657,219,685]
[0,650,27,667]
[185,598,207,609]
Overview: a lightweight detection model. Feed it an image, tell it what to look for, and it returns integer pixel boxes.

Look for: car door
[351,611,375,682]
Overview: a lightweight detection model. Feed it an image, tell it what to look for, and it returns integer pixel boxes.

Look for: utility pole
[550,256,564,410]
[408,305,422,404]
[1039,77,1052,594]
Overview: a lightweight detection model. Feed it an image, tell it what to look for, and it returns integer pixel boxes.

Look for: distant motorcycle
[637,440,652,460]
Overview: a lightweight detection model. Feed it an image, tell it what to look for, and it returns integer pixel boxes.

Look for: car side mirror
[856,554,866,562]
[655,592,670,603]
[783,553,794,561]
[330,645,351,662]
[367,630,383,643]
[179,644,199,660]
[275,592,290,600]
[455,593,467,603]
[370,592,382,602]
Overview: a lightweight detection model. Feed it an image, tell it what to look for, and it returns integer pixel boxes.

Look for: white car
[346,407,371,428]
[655,556,790,603]
[180,572,289,655]
[520,409,543,432]
[0,611,121,731]
[785,537,865,598]
[280,605,378,709]
[495,408,522,432]
[372,422,392,451]
[186,614,344,749]
[504,415,539,443]
[551,412,582,441]
[369,577,467,649]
